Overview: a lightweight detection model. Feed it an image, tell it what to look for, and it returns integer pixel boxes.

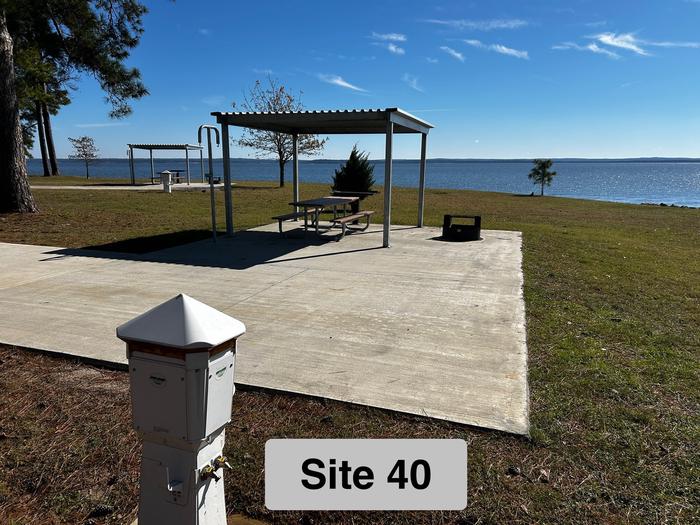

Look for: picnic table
[275,196,375,240]
[290,196,357,234]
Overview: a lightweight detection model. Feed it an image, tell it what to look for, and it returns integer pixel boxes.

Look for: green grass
[0,183,698,523]
[29,175,137,186]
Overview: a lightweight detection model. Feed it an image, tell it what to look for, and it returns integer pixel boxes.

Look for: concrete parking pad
[0,224,528,434]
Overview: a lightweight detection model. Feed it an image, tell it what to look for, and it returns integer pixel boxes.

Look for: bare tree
[68,136,98,179]
[234,77,326,187]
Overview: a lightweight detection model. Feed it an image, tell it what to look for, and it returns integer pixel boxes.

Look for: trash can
[160,170,172,193]
[442,214,481,241]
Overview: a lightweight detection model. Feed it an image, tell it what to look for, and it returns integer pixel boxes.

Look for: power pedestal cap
[116,293,246,350]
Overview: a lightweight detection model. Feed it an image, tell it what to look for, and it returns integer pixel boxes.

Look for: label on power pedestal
[265,439,467,510]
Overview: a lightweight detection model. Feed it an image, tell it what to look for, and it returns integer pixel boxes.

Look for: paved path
[0,225,528,434]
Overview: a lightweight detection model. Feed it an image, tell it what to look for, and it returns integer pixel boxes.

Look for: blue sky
[40,0,700,159]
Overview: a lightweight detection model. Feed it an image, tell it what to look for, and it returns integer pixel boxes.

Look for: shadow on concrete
[82,229,216,254]
[47,227,387,270]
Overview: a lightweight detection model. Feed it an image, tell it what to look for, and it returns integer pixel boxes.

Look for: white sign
[265,439,467,510]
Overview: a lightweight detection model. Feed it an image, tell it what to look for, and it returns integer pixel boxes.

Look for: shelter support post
[149,149,154,184]
[418,133,427,227]
[221,124,233,235]
[200,149,204,182]
[292,133,299,214]
[129,146,135,185]
[185,148,190,185]
[383,120,394,248]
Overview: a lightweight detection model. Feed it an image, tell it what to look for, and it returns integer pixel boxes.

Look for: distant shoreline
[43,157,700,163]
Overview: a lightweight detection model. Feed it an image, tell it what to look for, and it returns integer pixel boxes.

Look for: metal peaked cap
[116,294,246,349]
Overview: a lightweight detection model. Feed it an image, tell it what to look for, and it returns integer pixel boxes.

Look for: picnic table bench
[272,208,320,235]
[331,210,375,240]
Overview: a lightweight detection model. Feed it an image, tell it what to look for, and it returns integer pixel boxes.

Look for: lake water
[27,158,700,207]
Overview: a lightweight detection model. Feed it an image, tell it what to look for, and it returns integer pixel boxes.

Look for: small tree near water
[68,136,98,179]
[528,159,557,196]
[331,145,376,193]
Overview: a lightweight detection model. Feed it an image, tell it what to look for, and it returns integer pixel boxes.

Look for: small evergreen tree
[332,145,375,193]
[528,158,557,196]
[68,136,98,179]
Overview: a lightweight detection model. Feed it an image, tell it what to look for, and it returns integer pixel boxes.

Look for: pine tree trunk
[85,159,89,179]
[41,100,59,176]
[0,11,38,213]
[35,101,50,177]
[278,159,285,188]
[540,181,544,196]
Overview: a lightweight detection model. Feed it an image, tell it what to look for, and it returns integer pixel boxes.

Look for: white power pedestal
[117,294,246,525]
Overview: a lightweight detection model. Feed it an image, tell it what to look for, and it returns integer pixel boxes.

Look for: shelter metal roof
[128,143,203,150]
[211,108,433,135]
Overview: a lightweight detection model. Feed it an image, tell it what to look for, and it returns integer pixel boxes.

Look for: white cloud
[586,42,621,58]
[370,32,406,54]
[371,32,407,42]
[593,32,649,56]
[464,39,529,59]
[198,28,211,36]
[426,18,528,31]
[402,73,423,92]
[586,32,700,56]
[426,57,439,63]
[317,74,367,92]
[647,40,700,49]
[440,46,464,62]
[75,122,129,128]
[252,68,274,75]
[552,42,620,59]
[492,44,529,59]
[387,43,405,55]
[372,41,405,55]
[382,42,405,55]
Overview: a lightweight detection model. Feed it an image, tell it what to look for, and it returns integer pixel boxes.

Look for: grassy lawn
[0,183,698,524]
[29,175,138,186]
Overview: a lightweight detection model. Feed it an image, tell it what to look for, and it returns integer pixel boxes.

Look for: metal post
[149,149,155,185]
[383,120,394,248]
[207,129,216,241]
[418,133,427,227]
[185,148,191,185]
[128,146,135,185]
[221,125,233,235]
[200,149,204,183]
[198,124,221,242]
[292,134,299,215]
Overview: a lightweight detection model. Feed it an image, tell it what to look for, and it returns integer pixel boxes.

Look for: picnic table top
[290,196,359,207]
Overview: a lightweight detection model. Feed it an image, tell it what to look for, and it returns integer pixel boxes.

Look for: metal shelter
[211,108,433,248]
[127,143,204,185]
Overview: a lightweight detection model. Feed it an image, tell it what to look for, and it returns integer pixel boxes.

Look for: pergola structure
[127,143,204,185]
[211,108,433,248]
